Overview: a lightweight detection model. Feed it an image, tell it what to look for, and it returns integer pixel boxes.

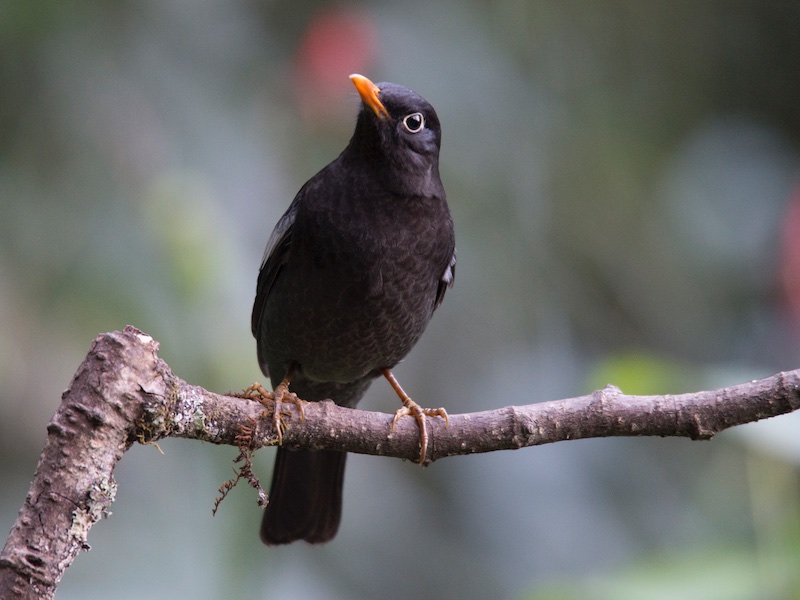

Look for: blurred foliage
[526,453,800,599]
[2,1,800,599]
[587,353,696,395]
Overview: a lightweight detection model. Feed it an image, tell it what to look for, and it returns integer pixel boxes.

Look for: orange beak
[349,74,389,120]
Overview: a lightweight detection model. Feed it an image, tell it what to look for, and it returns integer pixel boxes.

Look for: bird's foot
[382,368,449,464]
[268,378,306,445]
[391,402,449,465]
[240,379,306,445]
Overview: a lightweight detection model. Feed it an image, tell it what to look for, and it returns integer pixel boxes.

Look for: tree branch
[2,326,799,598]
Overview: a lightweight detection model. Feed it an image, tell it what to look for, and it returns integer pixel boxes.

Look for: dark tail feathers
[261,447,347,545]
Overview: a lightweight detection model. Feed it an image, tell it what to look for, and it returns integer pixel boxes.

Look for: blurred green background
[3,1,800,599]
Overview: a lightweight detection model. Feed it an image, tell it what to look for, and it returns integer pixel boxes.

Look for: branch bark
[2,326,800,598]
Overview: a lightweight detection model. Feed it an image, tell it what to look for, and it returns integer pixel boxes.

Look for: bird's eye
[402,112,425,133]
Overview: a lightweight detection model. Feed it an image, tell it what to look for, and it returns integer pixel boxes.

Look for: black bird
[252,74,456,545]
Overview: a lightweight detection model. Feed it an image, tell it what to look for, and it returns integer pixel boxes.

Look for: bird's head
[347,74,443,196]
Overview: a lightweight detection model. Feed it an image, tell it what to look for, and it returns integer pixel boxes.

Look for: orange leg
[241,363,305,445]
[382,368,449,464]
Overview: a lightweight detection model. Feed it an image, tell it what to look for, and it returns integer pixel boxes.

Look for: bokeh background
[3,2,800,599]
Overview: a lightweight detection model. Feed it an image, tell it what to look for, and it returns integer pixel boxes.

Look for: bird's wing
[251,200,298,336]
[434,251,457,310]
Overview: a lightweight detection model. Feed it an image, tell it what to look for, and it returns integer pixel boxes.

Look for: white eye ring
[402,112,425,133]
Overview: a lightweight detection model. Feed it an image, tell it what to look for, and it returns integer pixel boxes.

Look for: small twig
[213,419,268,515]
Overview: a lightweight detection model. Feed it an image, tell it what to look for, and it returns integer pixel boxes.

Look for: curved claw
[383,368,449,464]
[240,374,306,445]
[269,381,306,445]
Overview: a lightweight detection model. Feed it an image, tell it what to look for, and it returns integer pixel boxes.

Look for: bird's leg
[382,368,449,464]
[240,363,306,445]
[270,364,307,444]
